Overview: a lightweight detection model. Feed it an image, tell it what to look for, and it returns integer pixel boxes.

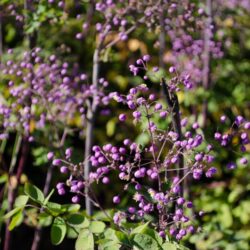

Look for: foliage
[0,0,249,250]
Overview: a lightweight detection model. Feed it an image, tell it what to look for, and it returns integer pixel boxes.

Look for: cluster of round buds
[217,0,250,11]
[161,1,224,86]
[2,1,65,25]
[83,90,225,237]
[214,115,250,167]
[47,148,86,203]
[90,1,171,42]
[0,49,110,138]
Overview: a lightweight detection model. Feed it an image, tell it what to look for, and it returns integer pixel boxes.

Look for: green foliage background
[0,1,249,249]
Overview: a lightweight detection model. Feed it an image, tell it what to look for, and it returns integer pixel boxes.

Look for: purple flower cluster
[0,49,110,139]
[43,57,249,240]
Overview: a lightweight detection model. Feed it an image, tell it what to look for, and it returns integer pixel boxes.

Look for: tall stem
[31,165,54,250]
[161,78,184,196]
[159,8,165,70]
[0,11,3,60]
[202,0,212,127]
[84,46,101,215]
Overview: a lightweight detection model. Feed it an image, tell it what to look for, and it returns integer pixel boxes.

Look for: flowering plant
[1,1,249,250]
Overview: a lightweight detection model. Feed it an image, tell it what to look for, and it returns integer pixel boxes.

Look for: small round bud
[113,196,120,204]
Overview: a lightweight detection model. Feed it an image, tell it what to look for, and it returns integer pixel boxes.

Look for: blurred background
[0,1,250,249]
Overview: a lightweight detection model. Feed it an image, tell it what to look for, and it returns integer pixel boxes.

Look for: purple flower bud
[205,167,217,178]
[135,183,142,190]
[241,133,248,140]
[70,185,78,193]
[134,170,142,178]
[154,103,162,111]
[220,115,226,123]
[240,157,248,165]
[186,201,193,208]
[102,177,110,184]
[153,66,159,72]
[193,168,202,180]
[119,147,126,154]
[65,148,72,158]
[127,100,136,109]
[149,94,156,101]
[199,210,205,216]
[172,185,180,194]
[77,181,84,189]
[177,197,185,205]
[227,162,236,170]
[123,139,131,146]
[181,118,188,127]
[192,122,199,130]
[113,196,120,204]
[47,152,54,160]
[176,234,182,240]
[150,172,158,180]
[159,231,165,238]
[60,166,68,174]
[169,227,176,236]
[214,132,222,140]
[187,225,195,234]
[58,188,65,195]
[235,115,244,126]
[132,111,142,119]
[128,207,136,213]
[119,114,127,122]
[195,154,203,162]
[169,66,176,73]
[175,209,183,216]
[52,159,61,166]
[103,143,112,152]
[160,111,167,118]
[56,182,64,189]
[181,216,189,223]
[244,122,250,129]
[143,55,151,62]
[130,143,137,151]
[98,156,106,164]
[72,196,80,203]
[179,229,186,236]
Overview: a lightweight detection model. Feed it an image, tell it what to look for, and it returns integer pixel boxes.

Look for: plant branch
[161,78,184,196]
[201,0,212,127]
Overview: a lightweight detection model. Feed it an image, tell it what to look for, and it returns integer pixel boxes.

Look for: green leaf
[89,221,106,234]
[4,207,22,219]
[50,217,67,245]
[143,228,162,246]
[67,226,81,239]
[130,221,150,235]
[67,214,86,228]
[75,229,94,250]
[43,189,55,205]
[14,195,29,208]
[161,243,177,250]
[115,231,131,246]
[38,213,53,227]
[106,118,117,137]
[132,233,159,250]
[104,245,121,250]
[8,210,23,231]
[24,183,44,204]
[46,202,62,216]
[61,203,81,213]
[104,228,119,241]
[0,173,8,184]
[219,204,233,228]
